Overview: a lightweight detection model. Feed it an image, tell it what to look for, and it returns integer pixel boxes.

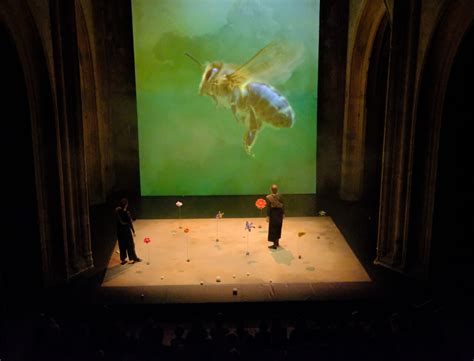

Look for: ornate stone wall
[343,0,474,276]
[0,0,93,285]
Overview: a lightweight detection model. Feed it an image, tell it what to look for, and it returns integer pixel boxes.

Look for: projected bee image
[186,42,303,155]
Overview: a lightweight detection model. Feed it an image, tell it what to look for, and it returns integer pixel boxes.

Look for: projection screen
[132,0,319,196]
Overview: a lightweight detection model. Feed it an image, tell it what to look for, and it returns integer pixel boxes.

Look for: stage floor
[101,217,371,302]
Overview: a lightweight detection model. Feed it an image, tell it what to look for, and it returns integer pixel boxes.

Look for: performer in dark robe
[115,198,141,264]
[266,184,284,249]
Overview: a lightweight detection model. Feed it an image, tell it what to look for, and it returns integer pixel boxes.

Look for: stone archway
[410,0,474,275]
[0,0,62,287]
[0,0,95,286]
[340,0,388,201]
[0,24,42,290]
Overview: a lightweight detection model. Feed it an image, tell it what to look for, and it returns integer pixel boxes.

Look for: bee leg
[231,89,242,122]
[243,107,262,154]
[244,132,258,155]
[211,95,219,107]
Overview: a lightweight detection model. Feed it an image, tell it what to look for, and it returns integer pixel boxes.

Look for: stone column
[49,0,93,279]
[340,0,387,201]
[317,0,348,197]
[375,0,420,270]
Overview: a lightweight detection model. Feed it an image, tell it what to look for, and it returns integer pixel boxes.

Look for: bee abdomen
[246,83,295,128]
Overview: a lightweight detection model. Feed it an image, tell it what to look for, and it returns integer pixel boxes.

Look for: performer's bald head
[271,184,278,194]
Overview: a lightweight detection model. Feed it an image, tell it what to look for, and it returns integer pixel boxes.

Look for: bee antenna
[184,52,203,68]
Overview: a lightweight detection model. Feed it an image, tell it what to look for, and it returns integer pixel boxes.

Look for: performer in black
[266,184,284,249]
[115,198,142,264]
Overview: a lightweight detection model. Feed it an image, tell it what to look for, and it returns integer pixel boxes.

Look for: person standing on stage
[266,184,284,249]
[115,198,142,264]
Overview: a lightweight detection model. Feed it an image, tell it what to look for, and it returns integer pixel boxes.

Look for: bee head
[199,62,222,96]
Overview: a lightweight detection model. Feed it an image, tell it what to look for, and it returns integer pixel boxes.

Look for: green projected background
[132,0,319,196]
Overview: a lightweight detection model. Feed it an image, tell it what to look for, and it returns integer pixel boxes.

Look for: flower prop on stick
[255,198,267,216]
[255,198,267,228]
[176,201,183,228]
[183,228,190,261]
[144,237,152,264]
[215,211,224,242]
[245,221,255,255]
[255,198,266,210]
[245,221,255,232]
[297,231,306,259]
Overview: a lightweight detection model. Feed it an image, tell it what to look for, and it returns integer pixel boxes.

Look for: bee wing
[229,41,304,86]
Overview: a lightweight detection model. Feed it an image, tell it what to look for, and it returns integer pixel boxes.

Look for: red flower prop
[255,198,267,209]
[144,237,151,244]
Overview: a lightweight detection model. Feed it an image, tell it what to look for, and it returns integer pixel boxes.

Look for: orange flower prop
[255,198,267,210]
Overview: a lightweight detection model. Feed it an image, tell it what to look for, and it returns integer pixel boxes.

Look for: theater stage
[101,216,371,303]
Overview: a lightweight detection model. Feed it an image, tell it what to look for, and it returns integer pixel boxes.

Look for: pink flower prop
[176,201,183,207]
